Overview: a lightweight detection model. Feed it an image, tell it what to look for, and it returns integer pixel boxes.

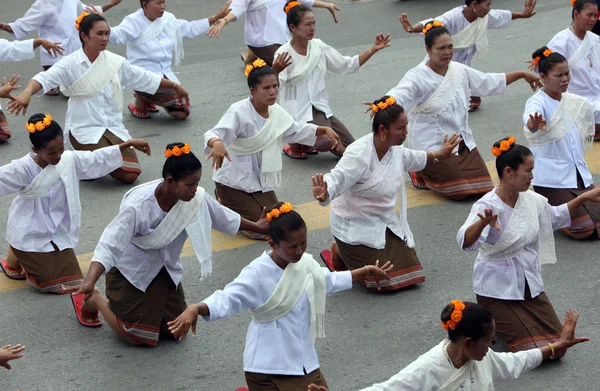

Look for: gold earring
[381,133,387,142]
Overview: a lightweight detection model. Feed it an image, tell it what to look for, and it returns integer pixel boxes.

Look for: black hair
[285,1,313,31]
[161,142,202,180]
[268,202,307,245]
[441,301,493,343]
[27,113,63,149]
[531,46,568,76]
[371,96,405,134]
[465,0,486,5]
[572,0,598,20]
[78,13,107,47]
[247,64,276,89]
[424,23,451,49]
[493,137,532,178]
[140,0,150,8]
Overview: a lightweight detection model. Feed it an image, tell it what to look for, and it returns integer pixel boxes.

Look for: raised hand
[368,259,393,291]
[399,13,413,33]
[435,133,462,159]
[216,0,233,19]
[477,208,500,231]
[312,173,329,202]
[207,140,231,170]
[7,92,31,116]
[326,2,341,23]
[372,33,391,52]
[167,304,199,340]
[528,112,547,131]
[272,52,292,74]
[523,72,543,92]
[525,59,536,72]
[522,0,537,18]
[0,75,21,100]
[40,39,64,57]
[555,309,589,351]
[0,344,25,370]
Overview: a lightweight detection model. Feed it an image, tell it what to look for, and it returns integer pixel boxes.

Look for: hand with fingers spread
[312,173,329,202]
[272,52,292,74]
[525,59,536,72]
[554,309,589,351]
[477,208,500,231]
[523,72,543,92]
[373,33,391,52]
[168,304,199,340]
[434,133,462,160]
[0,344,25,370]
[7,91,32,116]
[356,260,393,291]
[528,112,547,132]
[0,75,22,101]
[207,18,227,38]
[521,0,537,19]
[207,139,231,170]
[39,39,65,58]
[399,13,414,33]
[362,101,376,119]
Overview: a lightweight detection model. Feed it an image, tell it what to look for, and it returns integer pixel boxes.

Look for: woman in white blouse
[168,203,391,390]
[0,113,149,327]
[204,61,339,240]
[276,1,390,159]
[457,137,600,353]
[206,0,340,67]
[546,0,600,139]
[7,13,190,185]
[63,143,268,346]
[312,96,460,292]
[310,301,588,391]
[109,0,231,120]
[399,0,537,112]
[524,47,600,240]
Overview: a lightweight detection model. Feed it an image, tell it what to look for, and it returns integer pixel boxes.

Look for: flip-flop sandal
[45,88,60,96]
[302,145,319,155]
[283,145,307,159]
[409,171,428,190]
[127,104,151,119]
[0,259,25,280]
[145,103,160,113]
[71,293,102,328]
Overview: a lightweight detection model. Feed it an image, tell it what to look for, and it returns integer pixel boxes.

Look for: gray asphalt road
[1,0,598,390]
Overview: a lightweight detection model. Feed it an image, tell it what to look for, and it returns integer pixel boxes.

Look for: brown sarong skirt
[419,142,494,198]
[215,182,278,222]
[9,243,83,293]
[247,44,281,66]
[309,106,355,148]
[245,368,328,391]
[69,129,141,174]
[105,267,187,347]
[534,174,600,238]
[134,74,190,116]
[334,228,425,292]
[477,286,562,352]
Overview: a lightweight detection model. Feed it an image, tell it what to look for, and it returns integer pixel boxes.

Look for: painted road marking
[3,154,600,292]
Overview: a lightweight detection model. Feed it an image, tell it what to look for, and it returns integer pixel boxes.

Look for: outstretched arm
[511,0,536,20]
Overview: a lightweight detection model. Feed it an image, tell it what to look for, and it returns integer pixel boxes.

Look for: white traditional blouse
[109,9,210,83]
[91,181,241,292]
[0,38,35,62]
[33,49,162,145]
[229,0,315,47]
[456,189,570,300]
[0,146,122,252]
[523,90,593,189]
[202,98,317,193]
[202,250,352,375]
[276,40,360,122]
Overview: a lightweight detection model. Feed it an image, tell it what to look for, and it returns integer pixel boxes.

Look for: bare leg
[4,248,25,277]
[242,49,257,64]
[0,110,11,143]
[109,169,140,185]
[135,93,147,113]
[87,288,141,346]
[330,242,346,270]
[559,227,596,240]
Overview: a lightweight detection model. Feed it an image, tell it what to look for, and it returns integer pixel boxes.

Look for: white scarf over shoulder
[279,39,325,87]
[251,252,327,344]
[439,339,494,391]
[129,11,185,67]
[19,151,79,230]
[61,50,126,109]
[124,179,214,279]
[452,14,490,56]
[227,103,295,191]
[412,61,469,118]
[524,92,595,153]
[569,31,600,70]
[479,190,556,265]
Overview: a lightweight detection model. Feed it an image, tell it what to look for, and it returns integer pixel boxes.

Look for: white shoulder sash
[439,340,494,391]
[227,103,295,191]
[569,31,600,69]
[125,180,214,279]
[412,62,468,117]
[61,50,126,110]
[250,252,327,344]
[452,14,489,55]
[524,92,594,153]
[479,190,556,265]
[20,151,75,199]
[281,39,324,87]
[128,11,184,66]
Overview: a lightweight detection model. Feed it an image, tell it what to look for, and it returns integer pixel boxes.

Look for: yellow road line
[2,154,599,292]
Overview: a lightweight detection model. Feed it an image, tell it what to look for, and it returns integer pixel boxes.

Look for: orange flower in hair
[371,96,396,113]
[492,146,502,157]
[164,143,192,158]
[571,0,577,6]
[532,56,541,67]
[284,1,302,13]
[441,300,465,331]
[543,48,553,58]
[245,58,268,77]
[507,136,516,145]
[423,20,444,35]
[25,114,53,134]
[492,136,516,158]
[26,123,37,133]
[499,140,510,151]
[266,202,294,222]
[75,12,90,31]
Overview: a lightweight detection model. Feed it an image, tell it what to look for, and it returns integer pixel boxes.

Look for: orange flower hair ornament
[440,300,466,331]
[266,202,293,222]
[244,59,268,78]
[285,1,302,13]
[25,114,53,134]
[164,143,191,158]
[491,136,516,157]
[422,20,444,35]
[371,96,396,113]
[571,0,577,6]
[75,12,90,31]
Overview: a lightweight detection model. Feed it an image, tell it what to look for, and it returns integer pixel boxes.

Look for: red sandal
[0,259,25,280]
[283,145,307,159]
[409,171,428,190]
[128,104,151,119]
[71,293,102,328]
